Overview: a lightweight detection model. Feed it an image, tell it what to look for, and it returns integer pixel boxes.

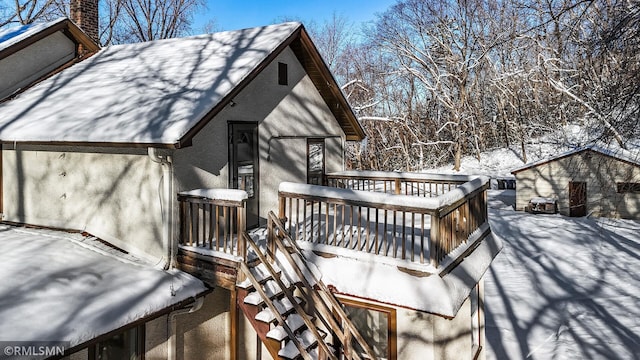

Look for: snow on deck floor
[0,225,208,347]
[485,190,640,359]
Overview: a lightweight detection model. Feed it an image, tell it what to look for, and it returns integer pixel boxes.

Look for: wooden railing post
[394,178,401,195]
[430,213,441,267]
[238,202,247,261]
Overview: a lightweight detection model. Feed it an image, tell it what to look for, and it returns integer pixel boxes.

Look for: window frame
[278,62,288,85]
[88,325,145,360]
[338,296,397,360]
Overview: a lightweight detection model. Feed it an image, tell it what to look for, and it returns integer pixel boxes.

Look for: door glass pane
[238,164,254,198]
[308,139,325,185]
[237,131,253,163]
[309,143,324,172]
[344,305,389,359]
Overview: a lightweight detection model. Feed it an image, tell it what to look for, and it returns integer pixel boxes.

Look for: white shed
[511,145,640,219]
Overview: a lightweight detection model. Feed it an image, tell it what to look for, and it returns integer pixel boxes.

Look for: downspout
[148,147,174,270]
[167,297,205,360]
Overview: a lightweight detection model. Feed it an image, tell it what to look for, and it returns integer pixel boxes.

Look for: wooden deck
[176,171,491,283]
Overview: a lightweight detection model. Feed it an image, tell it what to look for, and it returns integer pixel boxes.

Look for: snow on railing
[178,189,248,260]
[279,174,490,268]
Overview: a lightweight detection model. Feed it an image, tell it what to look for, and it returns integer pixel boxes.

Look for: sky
[193,0,396,33]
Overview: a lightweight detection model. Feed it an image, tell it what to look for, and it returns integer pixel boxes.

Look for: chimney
[70,0,99,44]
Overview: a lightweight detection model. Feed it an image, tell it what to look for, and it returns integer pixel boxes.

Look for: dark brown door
[229,122,259,228]
[569,181,587,217]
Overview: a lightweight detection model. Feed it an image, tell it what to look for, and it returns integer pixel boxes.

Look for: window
[278,62,288,85]
[307,139,325,185]
[470,284,481,359]
[340,297,397,360]
[90,326,144,360]
[616,182,640,193]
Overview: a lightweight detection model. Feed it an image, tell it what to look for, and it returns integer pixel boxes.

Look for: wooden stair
[235,212,378,360]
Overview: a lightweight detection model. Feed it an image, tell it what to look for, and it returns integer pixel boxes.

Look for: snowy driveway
[485,190,640,359]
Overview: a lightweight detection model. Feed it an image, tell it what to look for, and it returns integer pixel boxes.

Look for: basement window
[340,297,397,360]
[278,62,288,85]
[616,182,640,193]
[89,326,144,360]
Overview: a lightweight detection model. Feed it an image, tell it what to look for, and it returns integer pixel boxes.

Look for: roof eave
[0,140,179,149]
[294,27,366,141]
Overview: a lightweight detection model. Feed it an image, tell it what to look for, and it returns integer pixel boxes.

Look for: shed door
[229,122,259,228]
[569,181,587,217]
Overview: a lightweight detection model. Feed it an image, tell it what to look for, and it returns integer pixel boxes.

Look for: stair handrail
[268,211,378,360]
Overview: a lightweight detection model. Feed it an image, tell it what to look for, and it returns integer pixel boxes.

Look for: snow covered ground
[485,190,640,359]
[422,135,640,359]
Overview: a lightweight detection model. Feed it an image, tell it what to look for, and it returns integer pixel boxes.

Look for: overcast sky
[194,0,396,32]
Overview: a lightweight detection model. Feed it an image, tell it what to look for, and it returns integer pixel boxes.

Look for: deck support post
[230,289,238,360]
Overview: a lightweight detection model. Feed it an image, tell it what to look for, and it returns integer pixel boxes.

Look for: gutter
[148,147,174,270]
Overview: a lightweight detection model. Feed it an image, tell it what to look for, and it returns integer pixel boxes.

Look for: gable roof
[0,22,364,148]
[0,17,99,59]
[511,145,640,174]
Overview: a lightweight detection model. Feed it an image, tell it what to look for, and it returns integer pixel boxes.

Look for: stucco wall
[396,301,475,360]
[174,46,346,224]
[0,31,76,100]
[2,145,166,260]
[177,290,231,360]
[514,151,640,218]
[145,288,272,360]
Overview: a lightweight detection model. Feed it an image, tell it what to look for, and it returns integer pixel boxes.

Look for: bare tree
[110,0,204,43]
[0,0,205,45]
[0,0,64,26]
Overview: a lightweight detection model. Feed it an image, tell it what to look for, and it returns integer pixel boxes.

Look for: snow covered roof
[511,144,640,174]
[0,17,98,56]
[0,225,208,349]
[0,22,364,146]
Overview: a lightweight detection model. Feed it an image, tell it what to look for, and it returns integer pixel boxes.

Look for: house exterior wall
[174,46,346,223]
[1,145,166,261]
[0,31,76,100]
[396,298,477,360]
[340,289,483,360]
[514,151,640,219]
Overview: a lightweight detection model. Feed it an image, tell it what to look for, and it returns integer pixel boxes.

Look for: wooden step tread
[278,330,321,360]
[263,279,283,298]
[255,307,276,323]
[243,291,263,306]
[251,262,281,283]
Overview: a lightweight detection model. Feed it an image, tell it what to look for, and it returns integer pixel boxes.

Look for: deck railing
[326,171,474,197]
[279,173,490,268]
[178,189,248,260]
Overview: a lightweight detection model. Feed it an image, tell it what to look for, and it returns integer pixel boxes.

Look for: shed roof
[511,145,640,174]
[0,21,364,147]
[0,225,208,350]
